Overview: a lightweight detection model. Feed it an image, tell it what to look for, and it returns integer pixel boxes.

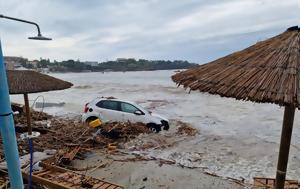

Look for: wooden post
[275,105,295,189]
[24,93,32,135]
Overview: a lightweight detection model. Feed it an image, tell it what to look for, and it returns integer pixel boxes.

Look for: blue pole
[0,40,24,188]
[27,138,33,189]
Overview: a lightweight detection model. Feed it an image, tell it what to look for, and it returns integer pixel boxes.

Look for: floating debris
[176,121,198,136]
[74,85,92,89]
[35,102,65,108]
[101,96,116,99]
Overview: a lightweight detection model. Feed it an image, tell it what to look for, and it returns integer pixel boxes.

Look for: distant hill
[96,59,197,72]
[20,58,197,72]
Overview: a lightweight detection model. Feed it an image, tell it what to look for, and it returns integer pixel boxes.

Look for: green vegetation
[22,58,197,72]
[96,59,196,72]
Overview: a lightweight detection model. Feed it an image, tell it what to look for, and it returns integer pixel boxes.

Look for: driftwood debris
[0,106,151,165]
[176,121,199,136]
[60,146,81,165]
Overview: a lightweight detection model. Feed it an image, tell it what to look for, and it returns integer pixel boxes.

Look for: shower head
[28,34,52,40]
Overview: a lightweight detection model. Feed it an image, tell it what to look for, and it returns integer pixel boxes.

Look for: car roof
[93,97,147,111]
[94,97,136,105]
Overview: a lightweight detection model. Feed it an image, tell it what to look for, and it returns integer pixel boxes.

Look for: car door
[95,100,123,122]
[120,102,145,123]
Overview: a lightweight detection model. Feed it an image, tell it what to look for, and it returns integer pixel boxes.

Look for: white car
[82,98,169,132]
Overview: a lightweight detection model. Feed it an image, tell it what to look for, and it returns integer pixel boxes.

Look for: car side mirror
[134,110,143,115]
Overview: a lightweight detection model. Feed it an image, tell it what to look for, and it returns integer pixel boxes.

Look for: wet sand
[70,120,248,189]
[72,152,246,189]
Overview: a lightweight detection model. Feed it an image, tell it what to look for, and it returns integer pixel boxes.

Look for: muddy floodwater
[10,70,300,182]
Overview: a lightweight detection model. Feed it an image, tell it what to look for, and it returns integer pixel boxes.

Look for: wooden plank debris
[22,162,124,189]
[252,177,300,189]
[61,146,81,165]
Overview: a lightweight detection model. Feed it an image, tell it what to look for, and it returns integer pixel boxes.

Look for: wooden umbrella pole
[24,93,32,135]
[275,105,295,189]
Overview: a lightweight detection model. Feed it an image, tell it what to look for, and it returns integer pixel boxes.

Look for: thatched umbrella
[172,26,300,189]
[7,70,73,134]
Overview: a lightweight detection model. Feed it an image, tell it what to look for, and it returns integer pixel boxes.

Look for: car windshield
[121,102,139,113]
[130,102,150,114]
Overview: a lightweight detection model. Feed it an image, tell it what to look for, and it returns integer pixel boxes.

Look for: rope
[30,95,45,119]
[30,95,45,112]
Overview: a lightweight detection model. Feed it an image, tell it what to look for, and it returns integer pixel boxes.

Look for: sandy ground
[72,153,245,189]
[69,120,248,189]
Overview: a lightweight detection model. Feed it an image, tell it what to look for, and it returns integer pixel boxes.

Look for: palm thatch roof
[7,70,73,94]
[172,26,300,107]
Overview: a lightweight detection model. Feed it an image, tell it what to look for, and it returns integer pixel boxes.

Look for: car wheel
[161,120,169,131]
[147,123,161,133]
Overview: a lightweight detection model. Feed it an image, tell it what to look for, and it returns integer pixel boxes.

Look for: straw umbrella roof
[172,26,300,107]
[7,70,73,94]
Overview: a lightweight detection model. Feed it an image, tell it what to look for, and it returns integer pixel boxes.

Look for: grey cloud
[0,0,299,63]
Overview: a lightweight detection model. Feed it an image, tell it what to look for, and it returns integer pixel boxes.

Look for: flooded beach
[10,70,300,185]
[2,1,299,188]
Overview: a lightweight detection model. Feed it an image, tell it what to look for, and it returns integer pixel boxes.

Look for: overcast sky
[0,0,299,63]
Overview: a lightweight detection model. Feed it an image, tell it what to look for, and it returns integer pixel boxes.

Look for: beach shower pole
[24,94,32,135]
[0,14,52,189]
[0,42,24,188]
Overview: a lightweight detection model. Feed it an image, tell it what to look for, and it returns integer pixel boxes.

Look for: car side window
[96,100,119,111]
[120,102,139,114]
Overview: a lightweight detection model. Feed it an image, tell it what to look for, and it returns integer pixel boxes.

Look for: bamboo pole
[275,105,295,189]
[24,93,32,135]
